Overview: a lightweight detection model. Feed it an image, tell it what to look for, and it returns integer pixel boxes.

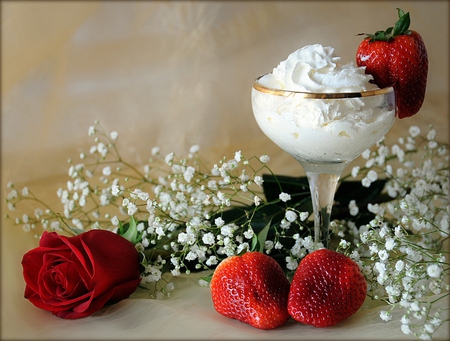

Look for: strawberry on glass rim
[356,8,428,119]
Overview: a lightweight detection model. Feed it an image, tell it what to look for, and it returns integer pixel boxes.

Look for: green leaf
[119,216,139,244]
[251,233,259,251]
[67,225,85,235]
[392,8,410,36]
[250,219,272,253]
[335,179,387,206]
[361,7,412,42]
[200,272,213,283]
[332,179,388,225]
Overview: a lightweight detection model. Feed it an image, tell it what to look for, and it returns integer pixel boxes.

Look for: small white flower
[385,238,396,251]
[265,240,274,251]
[111,184,120,196]
[367,169,378,182]
[409,125,421,138]
[427,263,442,278]
[110,131,118,140]
[207,180,218,190]
[285,210,297,222]
[424,323,435,334]
[365,158,375,168]
[236,243,249,254]
[97,142,108,157]
[102,166,112,176]
[183,166,195,182]
[221,224,235,237]
[280,219,290,229]
[279,192,291,202]
[151,146,160,155]
[171,268,181,277]
[349,200,359,216]
[361,177,372,188]
[34,208,43,218]
[361,149,371,159]
[234,150,242,162]
[427,129,436,141]
[367,203,381,214]
[214,217,225,227]
[165,152,174,165]
[339,239,350,249]
[243,229,254,239]
[206,255,218,266]
[127,202,138,216]
[299,212,309,221]
[351,166,360,178]
[202,232,215,245]
[254,195,261,206]
[189,145,199,154]
[350,250,360,261]
[378,249,389,261]
[7,189,18,200]
[401,324,411,335]
[410,301,420,312]
[380,310,392,321]
[254,175,264,187]
[185,251,198,261]
[259,155,270,163]
[111,216,119,226]
[286,256,298,271]
[137,222,145,232]
[50,221,60,230]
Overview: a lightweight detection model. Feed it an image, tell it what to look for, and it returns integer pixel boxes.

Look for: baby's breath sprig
[340,125,449,339]
[5,121,313,295]
[5,121,449,338]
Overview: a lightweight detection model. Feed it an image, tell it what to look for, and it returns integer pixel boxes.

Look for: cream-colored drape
[2,1,449,339]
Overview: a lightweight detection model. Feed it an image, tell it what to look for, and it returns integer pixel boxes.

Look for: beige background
[2,0,449,186]
[1,1,449,339]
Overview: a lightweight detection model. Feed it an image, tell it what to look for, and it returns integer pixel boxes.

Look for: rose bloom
[22,230,141,319]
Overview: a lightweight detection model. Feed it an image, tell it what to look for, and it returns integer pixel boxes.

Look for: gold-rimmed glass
[251,75,396,247]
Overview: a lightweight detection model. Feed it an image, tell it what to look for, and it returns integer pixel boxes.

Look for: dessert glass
[251,75,396,247]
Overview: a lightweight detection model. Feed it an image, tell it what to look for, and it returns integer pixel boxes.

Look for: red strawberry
[356,8,428,119]
[210,251,291,330]
[288,248,367,328]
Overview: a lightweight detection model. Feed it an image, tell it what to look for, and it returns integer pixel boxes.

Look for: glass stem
[306,172,340,248]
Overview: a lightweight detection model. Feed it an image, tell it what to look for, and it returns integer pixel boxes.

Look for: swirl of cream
[259,44,378,93]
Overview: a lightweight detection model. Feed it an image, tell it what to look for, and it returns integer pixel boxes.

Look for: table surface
[2,213,449,340]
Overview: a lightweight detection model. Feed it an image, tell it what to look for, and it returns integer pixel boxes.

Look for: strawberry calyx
[359,8,411,42]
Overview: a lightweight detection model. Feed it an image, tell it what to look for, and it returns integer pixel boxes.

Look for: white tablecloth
[3,215,449,340]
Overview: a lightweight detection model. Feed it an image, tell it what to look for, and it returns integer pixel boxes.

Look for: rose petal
[22,230,141,319]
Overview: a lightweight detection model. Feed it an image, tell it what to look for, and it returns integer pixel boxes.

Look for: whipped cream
[252,44,395,166]
[259,44,379,93]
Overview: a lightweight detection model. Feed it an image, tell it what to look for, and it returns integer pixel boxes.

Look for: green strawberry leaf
[359,8,412,42]
[392,8,411,36]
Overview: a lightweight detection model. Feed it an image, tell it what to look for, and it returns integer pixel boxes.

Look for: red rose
[22,230,142,319]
